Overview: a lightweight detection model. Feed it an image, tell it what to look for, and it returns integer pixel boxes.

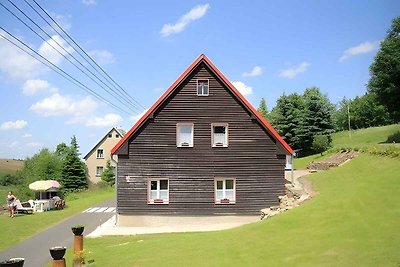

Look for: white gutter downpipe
[110,154,118,225]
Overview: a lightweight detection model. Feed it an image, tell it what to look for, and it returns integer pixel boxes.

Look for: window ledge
[215,199,235,205]
[148,200,169,205]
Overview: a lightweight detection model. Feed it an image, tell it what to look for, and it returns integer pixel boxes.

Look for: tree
[101,160,115,186]
[257,98,268,119]
[297,87,334,152]
[368,17,400,122]
[333,94,392,131]
[61,136,88,191]
[20,148,63,184]
[312,135,331,156]
[269,93,305,149]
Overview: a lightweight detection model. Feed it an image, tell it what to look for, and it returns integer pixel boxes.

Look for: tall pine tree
[257,98,268,119]
[61,136,88,191]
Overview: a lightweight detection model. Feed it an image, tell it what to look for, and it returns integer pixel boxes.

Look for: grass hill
[0,158,24,174]
[295,124,400,169]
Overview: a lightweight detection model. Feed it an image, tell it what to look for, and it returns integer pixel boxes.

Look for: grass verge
[0,187,114,252]
[60,155,399,266]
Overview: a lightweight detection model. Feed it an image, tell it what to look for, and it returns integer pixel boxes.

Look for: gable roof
[112,54,293,155]
[83,127,126,160]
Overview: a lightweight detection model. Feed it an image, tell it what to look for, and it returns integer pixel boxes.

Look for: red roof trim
[112,54,293,155]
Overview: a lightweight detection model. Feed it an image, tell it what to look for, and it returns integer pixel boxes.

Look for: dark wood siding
[117,63,286,215]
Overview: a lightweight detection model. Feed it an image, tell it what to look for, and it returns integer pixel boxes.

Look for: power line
[0,27,133,116]
[2,0,142,114]
[27,0,146,110]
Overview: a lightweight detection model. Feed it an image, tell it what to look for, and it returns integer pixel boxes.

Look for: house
[112,55,293,215]
[84,127,125,183]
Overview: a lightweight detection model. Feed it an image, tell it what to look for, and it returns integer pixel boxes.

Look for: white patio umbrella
[29,180,61,199]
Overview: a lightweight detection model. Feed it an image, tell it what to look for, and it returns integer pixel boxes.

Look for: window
[215,178,236,204]
[116,134,119,138]
[197,79,209,96]
[212,123,228,147]
[148,179,169,204]
[96,166,104,176]
[177,123,194,147]
[96,149,104,158]
[108,134,112,138]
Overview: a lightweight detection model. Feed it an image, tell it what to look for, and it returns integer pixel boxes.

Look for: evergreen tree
[270,93,304,149]
[257,98,268,119]
[101,160,115,186]
[61,136,88,191]
[368,17,400,122]
[298,87,334,152]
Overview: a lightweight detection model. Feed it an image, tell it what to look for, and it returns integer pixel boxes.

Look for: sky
[0,0,399,159]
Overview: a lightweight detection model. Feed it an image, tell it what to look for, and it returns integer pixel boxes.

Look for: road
[0,198,115,267]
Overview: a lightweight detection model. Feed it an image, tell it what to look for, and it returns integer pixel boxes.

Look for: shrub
[386,131,400,143]
[312,135,331,155]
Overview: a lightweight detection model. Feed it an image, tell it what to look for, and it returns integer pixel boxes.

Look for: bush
[312,135,331,155]
[0,173,23,186]
[386,131,400,143]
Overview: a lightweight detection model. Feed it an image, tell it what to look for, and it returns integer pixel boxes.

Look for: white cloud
[88,50,115,65]
[30,93,97,117]
[86,113,122,127]
[160,4,210,37]
[243,66,263,77]
[38,35,74,65]
[82,0,97,6]
[130,108,149,123]
[231,81,253,96]
[26,142,42,148]
[339,40,380,62]
[278,62,310,79]
[49,12,72,31]
[22,79,58,96]
[22,133,32,138]
[1,120,28,130]
[0,34,44,80]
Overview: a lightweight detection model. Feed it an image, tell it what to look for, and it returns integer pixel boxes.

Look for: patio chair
[14,199,34,214]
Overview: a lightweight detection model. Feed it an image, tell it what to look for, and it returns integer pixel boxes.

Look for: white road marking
[82,207,116,213]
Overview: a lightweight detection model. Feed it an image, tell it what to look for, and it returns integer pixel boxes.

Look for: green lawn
[0,187,114,252]
[294,124,400,169]
[60,155,400,266]
[332,124,400,148]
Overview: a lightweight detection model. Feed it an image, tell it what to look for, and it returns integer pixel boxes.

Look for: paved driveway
[0,198,115,267]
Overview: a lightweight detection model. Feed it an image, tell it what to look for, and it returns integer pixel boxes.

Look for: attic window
[197,79,209,96]
[96,149,104,158]
[108,134,112,138]
[177,123,194,147]
[116,134,119,138]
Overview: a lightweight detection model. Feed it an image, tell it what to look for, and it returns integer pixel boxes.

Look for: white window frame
[96,149,104,159]
[176,123,194,147]
[214,178,236,204]
[148,178,169,204]
[197,79,209,96]
[96,166,104,177]
[211,123,229,147]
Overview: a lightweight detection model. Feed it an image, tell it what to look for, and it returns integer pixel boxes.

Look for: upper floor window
[197,79,209,96]
[212,123,228,147]
[177,123,194,147]
[108,134,112,138]
[96,149,104,158]
[148,179,169,204]
[116,134,120,138]
[215,178,236,204]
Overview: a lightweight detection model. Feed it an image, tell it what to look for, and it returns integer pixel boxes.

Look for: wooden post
[73,235,84,267]
[52,259,66,267]
[74,235,83,253]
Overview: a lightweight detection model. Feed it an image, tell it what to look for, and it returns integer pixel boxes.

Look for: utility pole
[347,100,351,139]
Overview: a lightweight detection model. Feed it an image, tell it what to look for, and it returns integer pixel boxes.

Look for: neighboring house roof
[112,54,294,155]
[83,127,126,160]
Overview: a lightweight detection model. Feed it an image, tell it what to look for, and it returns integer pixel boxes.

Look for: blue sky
[0,0,399,159]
